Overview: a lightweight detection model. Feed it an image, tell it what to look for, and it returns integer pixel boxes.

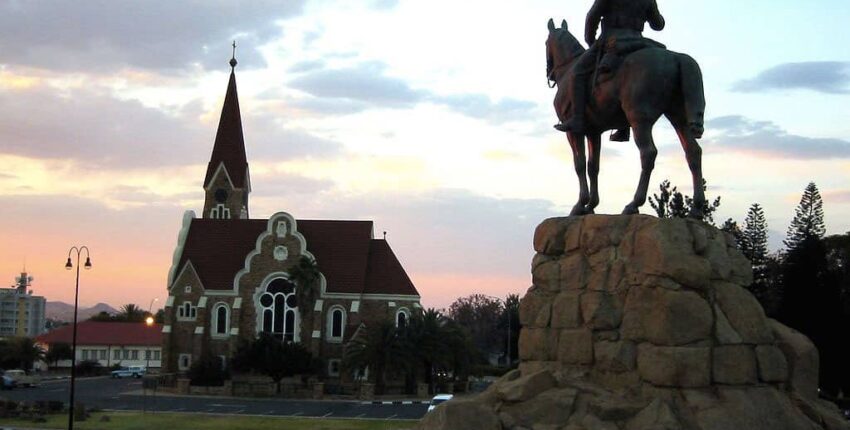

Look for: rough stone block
[621,286,713,346]
[713,304,743,344]
[551,291,582,329]
[496,369,557,403]
[631,218,712,289]
[415,397,501,430]
[558,329,594,365]
[532,258,561,293]
[769,320,819,399]
[502,387,578,427]
[756,345,789,383]
[637,344,711,388]
[535,217,581,255]
[581,291,622,330]
[520,291,552,328]
[559,253,588,290]
[594,340,636,373]
[714,282,773,344]
[519,328,558,361]
[713,345,757,385]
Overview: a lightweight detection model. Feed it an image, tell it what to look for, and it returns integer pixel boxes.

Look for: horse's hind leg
[567,132,590,216]
[670,116,705,219]
[623,121,658,215]
[586,133,602,213]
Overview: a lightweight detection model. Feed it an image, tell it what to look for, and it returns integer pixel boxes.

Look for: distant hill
[46,302,119,322]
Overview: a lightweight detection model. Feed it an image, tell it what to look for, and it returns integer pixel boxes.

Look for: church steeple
[203,43,250,220]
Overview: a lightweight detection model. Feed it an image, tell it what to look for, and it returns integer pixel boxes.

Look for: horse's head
[546,18,585,84]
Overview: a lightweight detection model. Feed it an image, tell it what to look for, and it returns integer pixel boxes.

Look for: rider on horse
[555,0,666,142]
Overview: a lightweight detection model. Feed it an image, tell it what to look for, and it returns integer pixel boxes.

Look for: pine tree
[784,182,826,250]
[648,179,720,224]
[742,203,769,268]
[721,218,743,249]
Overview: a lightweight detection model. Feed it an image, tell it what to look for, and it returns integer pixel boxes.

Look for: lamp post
[65,246,92,430]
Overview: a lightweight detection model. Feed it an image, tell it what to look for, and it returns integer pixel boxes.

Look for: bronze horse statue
[546,18,706,217]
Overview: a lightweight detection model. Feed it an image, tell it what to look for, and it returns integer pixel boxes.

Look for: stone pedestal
[313,382,325,400]
[358,383,375,401]
[418,215,850,430]
[176,378,190,395]
[417,382,430,399]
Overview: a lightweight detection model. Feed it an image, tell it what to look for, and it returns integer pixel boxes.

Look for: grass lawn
[0,411,416,430]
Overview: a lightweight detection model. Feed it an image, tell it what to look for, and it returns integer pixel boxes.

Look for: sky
[0,0,848,311]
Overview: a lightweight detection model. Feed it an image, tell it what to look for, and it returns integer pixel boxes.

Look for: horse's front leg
[623,122,658,215]
[567,132,590,216]
[585,133,602,213]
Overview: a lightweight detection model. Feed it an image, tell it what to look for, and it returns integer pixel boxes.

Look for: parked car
[1,375,16,390]
[427,394,454,412]
[110,366,146,379]
[4,369,40,387]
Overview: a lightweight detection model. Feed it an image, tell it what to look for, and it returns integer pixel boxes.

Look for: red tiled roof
[204,70,249,189]
[174,218,419,297]
[363,239,418,296]
[36,321,162,347]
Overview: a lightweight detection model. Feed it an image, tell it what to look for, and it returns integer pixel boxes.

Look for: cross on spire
[230,40,238,69]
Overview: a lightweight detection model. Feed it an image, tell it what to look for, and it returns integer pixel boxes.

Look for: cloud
[732,62,850,94]
[0,1,305,73]
[823,189,850,204]
[707,115,850,159]
[288,60,537,122]
[0,83,342,169]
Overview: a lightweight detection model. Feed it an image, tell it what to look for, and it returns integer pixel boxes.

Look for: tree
[648,179,721,225]
[0,337,45,370]
[46,342,74,367]
[231,334,316,393]
[497,294,520,365]
[289,256,321,312]
[116,304,146,322]
[88,311,116,322]
[446,294,503,358]
[343,320,412,394]
[740,203,771,302]
[784,182,826,250]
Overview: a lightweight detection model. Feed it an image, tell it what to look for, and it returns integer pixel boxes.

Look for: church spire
[202,46,251,220]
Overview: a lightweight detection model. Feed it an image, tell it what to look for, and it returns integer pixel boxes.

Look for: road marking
[267,410,276,415]
[234,409,245,414]
[289,411,303,416]
[402,401,412,405]
[356,413,366,418]
[386,414,398,419]
[49,388,64,392]
[323,412,333,417]
[209,403,247,408]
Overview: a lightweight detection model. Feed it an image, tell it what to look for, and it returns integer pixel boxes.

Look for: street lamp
[482,294,513,367]
[65,246,92,430]
[143,298,157,414]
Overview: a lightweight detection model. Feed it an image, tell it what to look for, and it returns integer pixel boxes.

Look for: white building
[37,320,162,369]
[0,271,46,338]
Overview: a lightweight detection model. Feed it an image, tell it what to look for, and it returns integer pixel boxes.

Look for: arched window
[396,308,410,329]
[258,278,298,342]
[326,307,346,342]
[212,303,229,336]
[178,301,196,320]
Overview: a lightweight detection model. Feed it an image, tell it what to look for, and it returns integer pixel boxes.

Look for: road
[2,377,429,420]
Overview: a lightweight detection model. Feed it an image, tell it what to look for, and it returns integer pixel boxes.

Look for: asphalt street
[1,377,428,420]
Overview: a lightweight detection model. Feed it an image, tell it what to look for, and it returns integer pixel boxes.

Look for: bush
[188,353,229,386]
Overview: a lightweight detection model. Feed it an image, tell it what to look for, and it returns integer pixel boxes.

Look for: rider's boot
[610,128,630,142]
[554,75,587,134]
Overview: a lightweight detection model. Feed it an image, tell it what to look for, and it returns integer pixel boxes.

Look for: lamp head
[84,257,92,270]
[145,316,154,326]
[65,258,73,270]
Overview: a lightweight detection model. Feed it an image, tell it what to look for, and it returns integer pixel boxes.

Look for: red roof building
[161,56,420,381]
[37,321,163,368]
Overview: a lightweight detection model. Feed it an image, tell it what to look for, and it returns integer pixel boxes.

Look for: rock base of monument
[417,215,849,430]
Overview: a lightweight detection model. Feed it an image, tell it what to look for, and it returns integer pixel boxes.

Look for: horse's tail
[677,53,706,139]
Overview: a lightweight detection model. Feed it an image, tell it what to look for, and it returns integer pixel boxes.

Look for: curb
[361,400,429,405]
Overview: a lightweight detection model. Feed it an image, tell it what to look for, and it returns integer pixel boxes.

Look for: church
[160,54,421,381]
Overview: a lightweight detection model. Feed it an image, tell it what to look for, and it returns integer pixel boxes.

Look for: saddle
[596,36,666,83]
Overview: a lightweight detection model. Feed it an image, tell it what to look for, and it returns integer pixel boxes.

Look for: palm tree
[117,304,145,322]
[343,320,412,394]
[406,309,455,393]
[289,256,321,312]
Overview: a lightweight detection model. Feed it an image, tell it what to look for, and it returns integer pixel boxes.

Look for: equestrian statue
[547,0,706,217]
